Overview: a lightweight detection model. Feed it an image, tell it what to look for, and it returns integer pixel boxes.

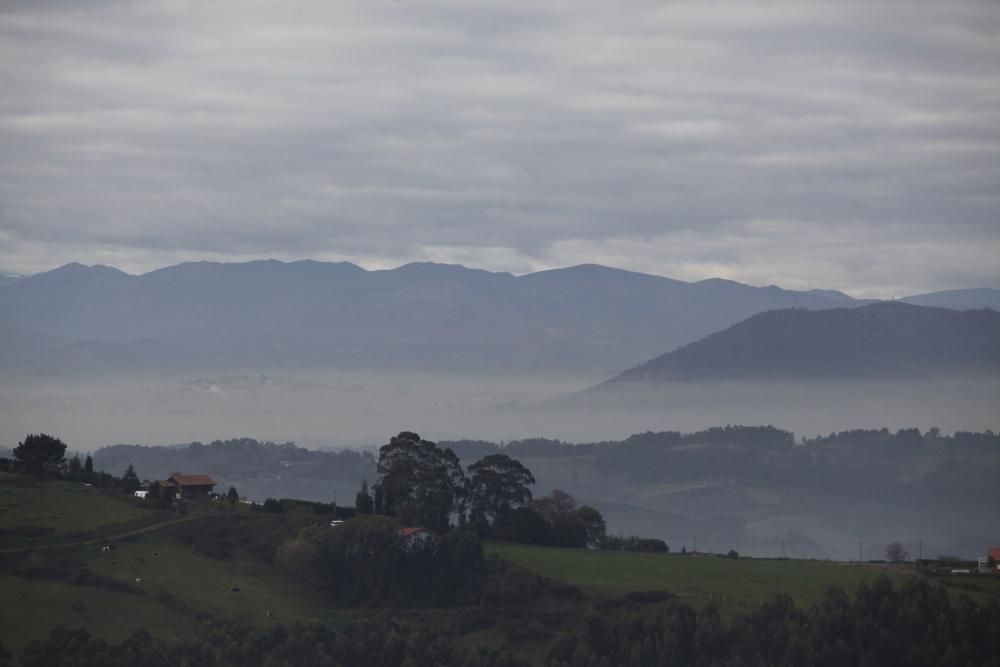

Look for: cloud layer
[2,0,999,296]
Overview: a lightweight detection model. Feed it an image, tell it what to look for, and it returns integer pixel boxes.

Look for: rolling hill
[610,302,1000,382]
[901,287,1000,310]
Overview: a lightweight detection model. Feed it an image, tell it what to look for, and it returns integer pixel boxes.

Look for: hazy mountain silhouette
[0,260,993,374]
[901,288,1000,310]
[0,272,23,289]
[610,302,1000,382]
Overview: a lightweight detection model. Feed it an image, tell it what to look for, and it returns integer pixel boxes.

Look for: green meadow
[0,474,327,656]
[84,537,326,625]
[486,541,907,609]
[0,472,152,550]
[3,473,997,664]
[0,574,195,658]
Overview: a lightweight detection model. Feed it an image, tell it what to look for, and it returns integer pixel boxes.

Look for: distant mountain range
[900,288,1000,310]
[0,260,995,374]
[610,302,1000,382]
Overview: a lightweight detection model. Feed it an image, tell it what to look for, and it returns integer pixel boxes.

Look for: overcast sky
[1,1,998,297]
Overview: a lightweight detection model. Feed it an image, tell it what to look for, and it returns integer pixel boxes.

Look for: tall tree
[84,455,94,474]
[355,479,373,514]
[227,486,239,504]
[441,447,468,526]
[375,432,465,531]
[13,433,67,478]
[467,454,535,530]
[574,505,607,548]
[886,542,909,562]
[122,464,140,493]
[529,489,607,548]
[530,488,577,522]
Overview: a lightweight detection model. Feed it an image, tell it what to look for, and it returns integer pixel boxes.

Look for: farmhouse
[158,473,217,499]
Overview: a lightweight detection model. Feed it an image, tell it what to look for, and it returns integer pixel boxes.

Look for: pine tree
[122,464,140,493]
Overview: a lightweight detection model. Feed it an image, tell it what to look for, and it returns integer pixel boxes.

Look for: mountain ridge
[609,301,1000,383]
[1,259,995,375]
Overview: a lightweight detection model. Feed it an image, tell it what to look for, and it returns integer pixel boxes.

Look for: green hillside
[84,538,325,625]
[486,541,906,612]
[0,574,195,657]
[0,472,154,550]
[3,473,998,666]
[0,474,324,657]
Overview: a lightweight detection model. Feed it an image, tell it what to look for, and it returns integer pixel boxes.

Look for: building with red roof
[158,472,217,499]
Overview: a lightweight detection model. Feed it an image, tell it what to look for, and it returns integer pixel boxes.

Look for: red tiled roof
[399,527,429,537]
[166,474,216,487]
[988,547,1000,561]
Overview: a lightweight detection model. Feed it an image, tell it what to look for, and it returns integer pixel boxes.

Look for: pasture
[0,574,194,658]
[85,537,325,625]
[0,472,152,549]
[486,541,907,610]
[0,475,330,656]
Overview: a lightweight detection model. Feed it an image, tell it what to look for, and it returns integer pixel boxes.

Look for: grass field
[0,474,332,655]
[0,532,330,656]
[3,474,994,664]
[937,572,1000,607]
[0,472,151,549]
[85,537,327,626]
[486,541,907,610]
[0,574,195,657]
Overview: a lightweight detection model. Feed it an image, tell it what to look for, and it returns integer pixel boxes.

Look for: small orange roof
[167,474,216,487]
[399,527,429,537]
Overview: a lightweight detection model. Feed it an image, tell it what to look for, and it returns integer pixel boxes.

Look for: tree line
[10,576,999,667]
[546,576,1000,667]
[353,432,613,549]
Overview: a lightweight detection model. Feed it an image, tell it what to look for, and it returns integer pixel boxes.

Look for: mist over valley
[4,3,1000,663]
[3,260,997,566]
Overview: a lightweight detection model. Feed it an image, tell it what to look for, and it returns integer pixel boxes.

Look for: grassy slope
[1,536,326,657]
[487,542,907,609]
[85,538,326,626]
[0,574,195,658]
[0,475,328,657]
[0,472,150,549]
[4,474,996,662]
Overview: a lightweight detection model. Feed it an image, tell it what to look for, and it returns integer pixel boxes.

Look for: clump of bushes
[601,535,670,553]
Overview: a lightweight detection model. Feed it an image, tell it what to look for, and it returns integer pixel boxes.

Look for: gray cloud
[1,0,998,295]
